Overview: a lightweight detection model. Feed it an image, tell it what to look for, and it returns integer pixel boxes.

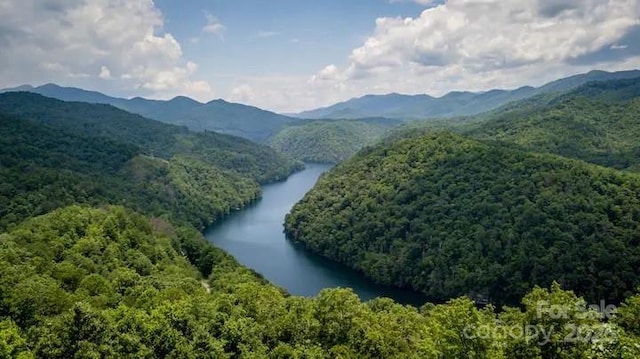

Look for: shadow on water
[204,163,429,307]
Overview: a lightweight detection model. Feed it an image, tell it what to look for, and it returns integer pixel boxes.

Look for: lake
[204,163,427,306]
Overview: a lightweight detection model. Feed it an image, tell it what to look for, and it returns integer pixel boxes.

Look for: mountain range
[294,69,640,120]
[3,69,640,143]
[0,84,302,143]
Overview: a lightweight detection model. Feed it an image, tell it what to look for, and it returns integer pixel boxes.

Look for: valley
[2,70,640,357]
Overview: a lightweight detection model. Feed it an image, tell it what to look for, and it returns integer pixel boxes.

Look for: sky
[0,0,639,113]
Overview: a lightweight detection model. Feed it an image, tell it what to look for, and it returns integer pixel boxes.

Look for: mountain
[0,112,261,231]
[0,91,308,229]
[382,76,640,172]
[464,77,640,171]
[0,83,304,142]
[267,118,403,163]
[285,132,640,306]
[159,99,302,142]
[0,92,302,183]
[296,69,640,120]
[3,88,640,358]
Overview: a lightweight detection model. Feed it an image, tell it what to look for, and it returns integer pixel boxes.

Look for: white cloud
[219,0,640,113]
[312,65,342,82]
[610,44,629,50]
[0,0,213,101]
[99,65,111,79]
[298,0,640,108]
[229,84,256,104]
[203,12,225,36]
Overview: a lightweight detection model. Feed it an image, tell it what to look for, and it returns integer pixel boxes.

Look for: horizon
[4,67,639,115]
[1,0,640,112]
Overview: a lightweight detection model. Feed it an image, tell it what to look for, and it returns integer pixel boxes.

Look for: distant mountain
[387,76,640,172]
[0,83,303,143]
[296,69,640,120]
[153,99,302,142]
[0,92,302,183]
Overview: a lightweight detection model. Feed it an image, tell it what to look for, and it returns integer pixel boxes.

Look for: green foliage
[268,120,391,163]
[3,80,640,357]
[296,70,640,120]
[0,92,302,183]
[392,77,640,172]
[285,132,640,306]
[0,114,261,231]
[3,205,638,357]
[468,96,640,171]
[0,90,303,230]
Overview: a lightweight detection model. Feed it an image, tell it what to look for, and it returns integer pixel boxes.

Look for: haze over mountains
[0,83,302,143]
[3,70,640,142]
[295,70,640,120]
[3,68,640,161]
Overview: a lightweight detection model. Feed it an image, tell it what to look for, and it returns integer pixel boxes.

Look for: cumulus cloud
[0,0,213,100]
[303,0,640,107]
[216,0,640,113]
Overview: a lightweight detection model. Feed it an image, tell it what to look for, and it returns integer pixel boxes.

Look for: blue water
[204,163,427,306]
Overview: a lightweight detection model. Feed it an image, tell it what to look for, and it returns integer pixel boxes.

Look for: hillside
[296,69,640,120]
[1,90,640,359]
[0,84,304,142]
[0,92,301,182]
[1,207,639,358]
[267,119,400,163]
[285,132,640,306]
[464,77,640,171]
[383,77,640,172]
[0,113,260,231]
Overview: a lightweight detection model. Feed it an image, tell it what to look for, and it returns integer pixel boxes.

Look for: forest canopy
[285,132,640,306]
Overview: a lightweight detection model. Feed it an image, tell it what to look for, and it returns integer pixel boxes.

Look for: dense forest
[0,113,262,232]
[0,84,305,143]
[3,83,640,357]
[2,205,640,358]
[273,77,640,166]
[285,132,640,306]
[466,78,640,171]
[386,77,640,172]
[0,93,302,183]
[267,120,396,163]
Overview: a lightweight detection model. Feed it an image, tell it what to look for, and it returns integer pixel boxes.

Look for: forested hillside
[384,77,640,172]
[463,78,640,171]
[268,120,396,163]
[3,80,640,358]
[0,92,302,182]
[2,206,640,358]
[285,133,640,306]
[0,114,260,231]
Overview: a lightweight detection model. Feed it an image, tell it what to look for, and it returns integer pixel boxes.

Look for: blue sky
[156,0,428,77]
[0,0,639,112]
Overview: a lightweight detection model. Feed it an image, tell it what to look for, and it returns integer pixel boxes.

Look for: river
[204,163,427,306]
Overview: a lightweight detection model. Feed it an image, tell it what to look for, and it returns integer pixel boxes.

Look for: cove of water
[204,163,427,306]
